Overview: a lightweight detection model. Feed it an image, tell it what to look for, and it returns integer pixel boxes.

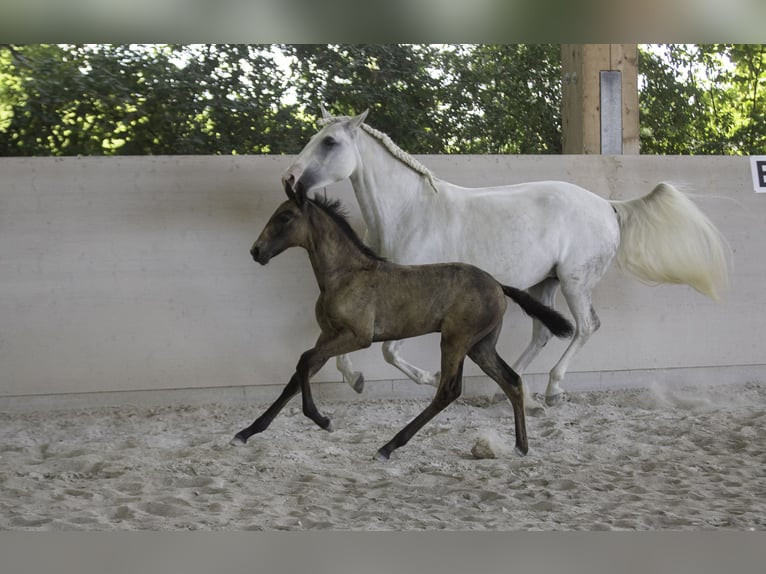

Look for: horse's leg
[336,353,365,393]
[297,330,371,431]
[493,277,560,404]
[230,372,302,445]
[469,329,528,455]
[382,340,439,386]
[375,341,465,461]
[231,331,368,444]
[543,281,601,406]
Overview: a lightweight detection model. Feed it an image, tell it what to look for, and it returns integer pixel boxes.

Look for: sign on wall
[751,156,766,193]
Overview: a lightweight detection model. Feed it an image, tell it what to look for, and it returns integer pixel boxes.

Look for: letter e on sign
[751,156,766,193]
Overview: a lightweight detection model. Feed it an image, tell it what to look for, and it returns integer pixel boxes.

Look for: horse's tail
[609,182,730,301]
[502,285,574,339]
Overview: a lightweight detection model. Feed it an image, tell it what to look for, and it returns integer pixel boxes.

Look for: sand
[1,382,764,531]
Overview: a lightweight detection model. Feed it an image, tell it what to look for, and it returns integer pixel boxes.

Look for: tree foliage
[639,44,766,154]
[0,44,764,157]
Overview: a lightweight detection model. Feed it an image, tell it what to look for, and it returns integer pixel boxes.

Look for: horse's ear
[319,104,332,120]
[349,109,369,129]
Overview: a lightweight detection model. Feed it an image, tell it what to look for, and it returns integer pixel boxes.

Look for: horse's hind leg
[375,348,465,461]
[511,277,560,373]
[493,277,559,405]
[336,353,365,393]
[469,330,528,455]
[544,281,601,406]
[382,340,440,387]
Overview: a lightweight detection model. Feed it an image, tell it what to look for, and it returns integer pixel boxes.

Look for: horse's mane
[318,115,438,192]
[309,194,386,262]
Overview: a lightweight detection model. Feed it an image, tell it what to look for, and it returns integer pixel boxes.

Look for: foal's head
[250,199,306,265]
[251,181,384,266]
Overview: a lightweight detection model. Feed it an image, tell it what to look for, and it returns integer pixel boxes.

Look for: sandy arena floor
[1,382,764,531]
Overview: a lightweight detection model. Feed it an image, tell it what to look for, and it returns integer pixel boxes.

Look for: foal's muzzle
[250,244,269,265]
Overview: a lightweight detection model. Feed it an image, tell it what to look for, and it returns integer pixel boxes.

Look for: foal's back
[346,261,508,343]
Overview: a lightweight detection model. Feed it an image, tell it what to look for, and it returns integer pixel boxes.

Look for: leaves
[1,44,764,156]
[639,44,766,155]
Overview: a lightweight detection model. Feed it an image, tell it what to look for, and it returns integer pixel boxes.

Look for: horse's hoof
[352,373,365,394]
[230,435,246,446]
[425,371,440,386]
[323,420,334,433]
[514,445,528,457]
[545,393,565,406]
[373,450,390,462]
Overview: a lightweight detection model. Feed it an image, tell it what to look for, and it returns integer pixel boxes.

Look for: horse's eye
[277,212,294,225]
[322,136,337,148]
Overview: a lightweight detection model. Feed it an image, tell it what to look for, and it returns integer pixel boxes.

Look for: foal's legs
[470,328,528,455]
[232,330,370,445]
[375,341,466,461]
[494,277,560,405]
[231,372,299,445]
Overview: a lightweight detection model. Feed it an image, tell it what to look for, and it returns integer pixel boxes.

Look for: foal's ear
[287,180,307,208]
[283,179,297,203]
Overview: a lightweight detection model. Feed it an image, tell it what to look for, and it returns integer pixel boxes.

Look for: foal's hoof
[373,449,390,462]
[545,393,565,407]
[514,445,528,457]
[229,434,246,447]
[351,373,365,394]
[323,420,334,433]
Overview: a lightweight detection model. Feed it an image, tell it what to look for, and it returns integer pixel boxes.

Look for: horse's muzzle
[250,244,269,265]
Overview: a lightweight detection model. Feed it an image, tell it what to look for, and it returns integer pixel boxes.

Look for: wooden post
[561,44,639,154]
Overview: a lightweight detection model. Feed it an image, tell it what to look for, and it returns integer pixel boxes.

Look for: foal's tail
[502,285,574,338]
[610,182,730,301]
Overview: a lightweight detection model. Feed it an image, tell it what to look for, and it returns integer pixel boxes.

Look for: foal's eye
[277,212,294,225]
[322,136,337,148]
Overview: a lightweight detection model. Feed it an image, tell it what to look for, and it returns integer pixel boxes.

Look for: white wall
[1,155,764,402]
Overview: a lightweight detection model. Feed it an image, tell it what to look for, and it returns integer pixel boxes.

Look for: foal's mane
[318,115,438,192]
[309,194,386,262]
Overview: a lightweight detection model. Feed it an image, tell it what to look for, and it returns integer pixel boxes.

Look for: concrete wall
[1,155,764,403]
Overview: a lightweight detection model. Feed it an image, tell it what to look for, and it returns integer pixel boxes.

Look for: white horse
[282,107,729,406]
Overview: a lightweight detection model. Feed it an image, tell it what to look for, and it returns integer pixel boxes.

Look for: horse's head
[250,187,309,265]
[282,107,369,193]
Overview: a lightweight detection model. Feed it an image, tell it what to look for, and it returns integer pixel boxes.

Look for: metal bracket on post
[600,70,622,154]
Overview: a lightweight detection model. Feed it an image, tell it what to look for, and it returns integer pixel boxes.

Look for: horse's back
[368,262,505,342]
[395,180,619,288]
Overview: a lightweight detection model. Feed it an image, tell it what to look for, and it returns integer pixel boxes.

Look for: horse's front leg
[382,340,440,386]
[336,354,365,393]
[230,373,301,445]
[298,330,372,431]
[231,346,336,445]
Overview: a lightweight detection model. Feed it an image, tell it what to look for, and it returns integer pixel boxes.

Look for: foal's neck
[305,208,379,291]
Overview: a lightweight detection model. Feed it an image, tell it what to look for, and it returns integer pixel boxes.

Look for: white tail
[610,182,730,301]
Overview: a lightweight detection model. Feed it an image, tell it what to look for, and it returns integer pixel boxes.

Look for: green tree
[282,44,446,152]
[639,44,766,155]
[0,44,305,156]
[434,44,561,153]
[2,44,764,157]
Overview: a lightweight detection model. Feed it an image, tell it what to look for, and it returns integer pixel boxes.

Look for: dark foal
[231,182,574,460]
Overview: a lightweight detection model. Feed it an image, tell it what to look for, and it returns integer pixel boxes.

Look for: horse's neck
[305,211,374,292]
[350,133,434,256]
